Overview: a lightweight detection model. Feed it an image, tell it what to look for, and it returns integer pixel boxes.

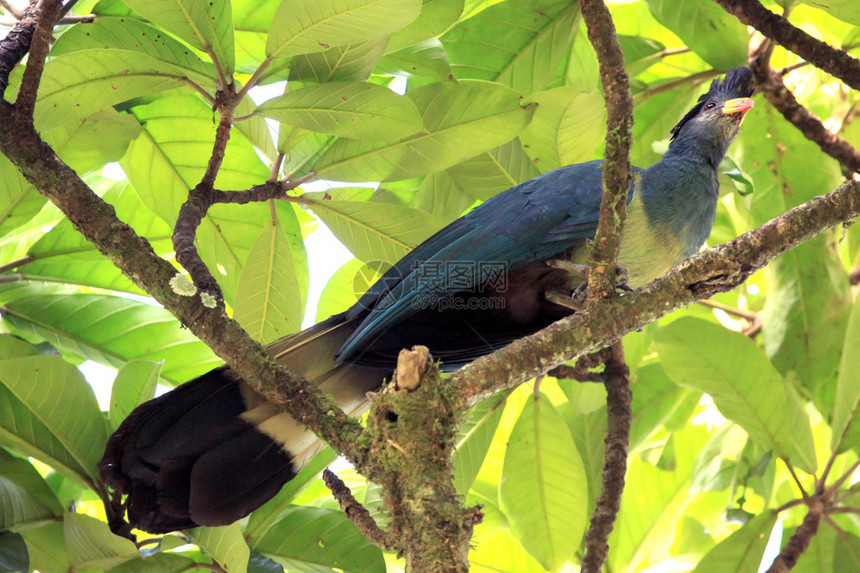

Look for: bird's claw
[546,287,587,310]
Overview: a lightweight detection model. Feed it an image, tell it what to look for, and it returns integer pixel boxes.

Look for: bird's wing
[336,160,629,362]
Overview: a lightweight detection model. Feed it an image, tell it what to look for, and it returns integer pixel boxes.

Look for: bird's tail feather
[98,313,389,533]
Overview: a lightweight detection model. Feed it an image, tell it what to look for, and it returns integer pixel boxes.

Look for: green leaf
[233,219,304,344]
[287,38,389,84]
[24,183,172,294]
[645,0,748,69]
[618,34,666,77]
[121,0,235,75]
[453,393,506,495]
[314,80,535,182]
[386,0,464,53]
[0,448,63,530]
[191,524,250,573]
[0,356,107,484]
[741,105,848,410]
[629,363,693,452]
[304,194,444,263]
[655,317,816,473]
[408,171,474,224]
[521,87,605,172]
[35,50,204,131]
[266,0,421,60]
[608,425,709,571]
[830,297,860,453]
[50,16,217,81]
[108,360,162,430]
[447,138,540,201]
[0,153,45,240]
[258,82,425,140]
[18,523,68,573]
[690,512,778,573]
[834,531,860,572]
[251,505,385,573]
[108,552,196,573]
[314,258,365,322]
[441,0,579,95]
[500,393,587,571]
[377,38,453,82]
[0,288,220,384]
[43,108,143,175]
[798,0,860,25]
[65,512,138,571]
[469,530,547,573]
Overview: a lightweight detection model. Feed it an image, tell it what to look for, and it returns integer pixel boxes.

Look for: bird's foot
[546,287,587,310]
[546,259,632,293]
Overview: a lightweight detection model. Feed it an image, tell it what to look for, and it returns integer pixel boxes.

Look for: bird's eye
[704,102,717,111]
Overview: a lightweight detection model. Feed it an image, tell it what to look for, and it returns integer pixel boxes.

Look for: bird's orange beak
[723,97,754,115]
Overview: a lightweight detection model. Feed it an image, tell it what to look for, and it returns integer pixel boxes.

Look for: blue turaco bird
[99,67,755,533]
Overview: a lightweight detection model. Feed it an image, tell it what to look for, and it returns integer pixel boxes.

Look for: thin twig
[0,0,24,19]
[581,342,631,573]
[323,469,395,550]
[750,39,860,174]
[635,69,722,102]
[698,299,758,321]
[715,0,860,90]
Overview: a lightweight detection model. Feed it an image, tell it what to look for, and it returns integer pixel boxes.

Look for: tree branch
[322,469,395,551]
[579,0,634,302]
[750,40,860,174]
[13,0,59,117]
[714,0,860,90]
[0,0,41,97]
[765,506,821,573]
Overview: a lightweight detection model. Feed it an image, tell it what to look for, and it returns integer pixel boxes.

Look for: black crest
[670,67,755,141]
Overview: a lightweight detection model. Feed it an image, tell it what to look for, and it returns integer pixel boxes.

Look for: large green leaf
[122,0,235,75]
[608,425,709,571]
[521,87,605,172]
[377,38,454,82]
[0,288,220,384]
[35,50,206,131]
[441,0,579,95]
[108,360,162,430]
[287,38,389,83]
[43,109,143,176]
[266,0,421,60]
[65,512,139,571]
[233,218,304,344]
[0,356,107,484]
[741,105,848,410]
[500,392,587,571]
[387,0,464,53]
[314,80,535,182]
[407,171,474,224]
[798,0,860,25]
[645,0,748,69]
[0,448,63,530]
[690,512,778,573]
[447,138,540,201]
[23,183,172,294]
[629,363,693,452]
[251,505,385,573]
[830,297,860,453]
[192,524,250,573]
[655,317,816,473]
[50,16,217,81]
[258,82,425,140]
[453,393,505,495]
[0,531,28,573]
[18,523,69,573]
[304,194,443,263]
[469,530,547,573]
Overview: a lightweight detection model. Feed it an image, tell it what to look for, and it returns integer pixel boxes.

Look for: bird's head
[667,67,755,164]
